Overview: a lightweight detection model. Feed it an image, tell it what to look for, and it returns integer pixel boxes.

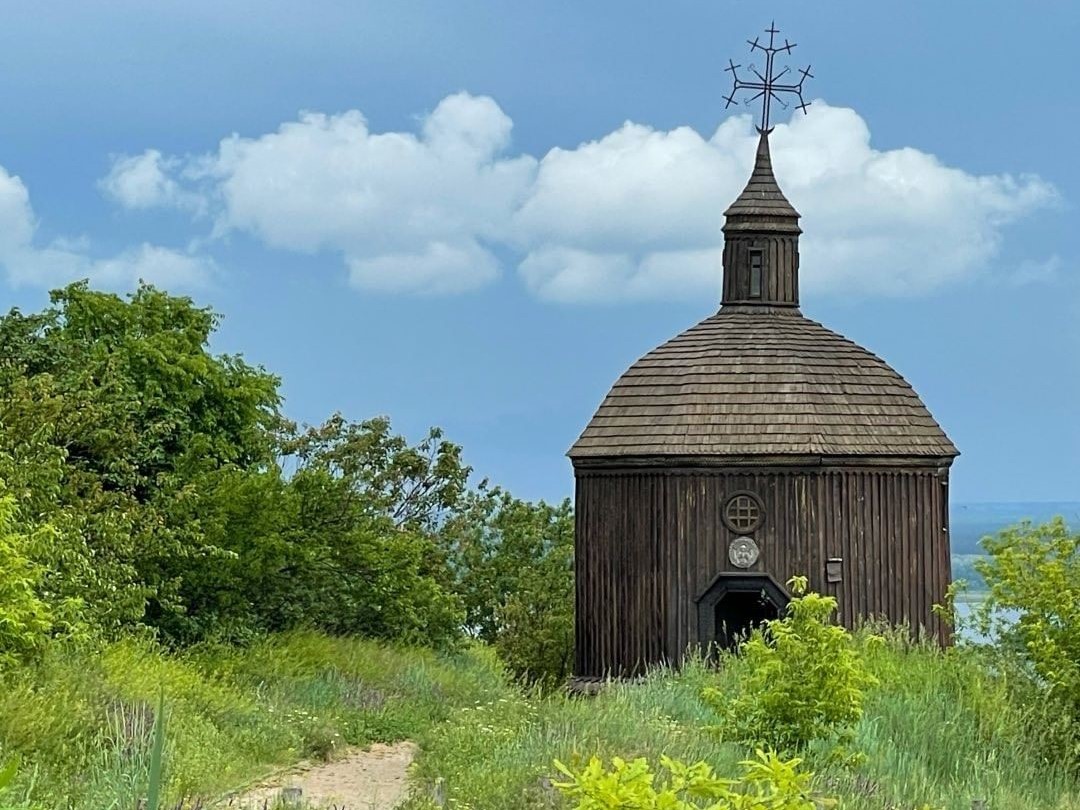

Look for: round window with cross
[723,491,764,534]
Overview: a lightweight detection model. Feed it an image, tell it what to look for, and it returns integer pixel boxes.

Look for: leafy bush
[975,519,1079,704]
[972,518,1080,762]
[703,577,878,752]
[492,543,574,689]
[0,495,60,667]
[440,488,574,685]
[552,749,833,810]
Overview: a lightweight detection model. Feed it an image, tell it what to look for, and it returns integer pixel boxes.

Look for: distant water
[946,502,1074,641]
[950,501,1080,555]
[953,600,1021,644]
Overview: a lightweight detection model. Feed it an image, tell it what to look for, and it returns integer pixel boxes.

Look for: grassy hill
[0,632,1077,810]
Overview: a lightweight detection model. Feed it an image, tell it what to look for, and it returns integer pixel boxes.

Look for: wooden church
[568,34,958,678]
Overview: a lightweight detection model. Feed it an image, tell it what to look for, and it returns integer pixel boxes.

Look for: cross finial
[723,21,813,133]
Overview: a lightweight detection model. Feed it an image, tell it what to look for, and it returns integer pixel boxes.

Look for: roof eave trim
[568,452,959,469]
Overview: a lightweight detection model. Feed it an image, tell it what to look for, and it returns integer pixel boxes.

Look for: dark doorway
[714,589,780,648]
[695,573,789,654]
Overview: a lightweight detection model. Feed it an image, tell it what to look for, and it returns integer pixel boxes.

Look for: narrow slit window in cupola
[748,248,764,299]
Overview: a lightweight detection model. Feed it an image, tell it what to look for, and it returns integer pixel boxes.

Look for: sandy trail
[229,741,417,809]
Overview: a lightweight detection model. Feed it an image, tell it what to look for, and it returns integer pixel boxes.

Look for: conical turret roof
[723,133,800,230]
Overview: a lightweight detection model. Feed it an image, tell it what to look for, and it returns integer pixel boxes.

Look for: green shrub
[970,518,1080,767]
[974,519,1080,710]
[440,488,574,685]
[552,749,833,810]
[492,537,574,689]
[703,577,878,752]
[0,495,59,667]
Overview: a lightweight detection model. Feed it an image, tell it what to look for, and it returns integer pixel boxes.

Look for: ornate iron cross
[724,22,813,133]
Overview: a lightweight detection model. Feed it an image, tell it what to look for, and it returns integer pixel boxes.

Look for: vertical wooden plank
[578,474,588,676]
[841,472,854,627]
[851,470,864,626]
[873,470,884,619]
[664,473,676,663]
[906,472,917,629]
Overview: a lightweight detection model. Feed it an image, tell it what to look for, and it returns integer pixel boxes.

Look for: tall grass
[0,632,512,809]
[0,632,1077,809]
[403,636,1080,810]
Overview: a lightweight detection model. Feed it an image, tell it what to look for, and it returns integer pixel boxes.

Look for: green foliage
[975,518,1080,705]
[0,281,285,635]
[702,577,878,752]
[406,639,1080,810]
[493,544,574,688]
[283,413,469,534]
[972,518,1080,762]
[0,283,484,650]
[552,750,831,810]
[155,410,476,645]
[272,414,468,646]
[0,280,581,672]
[0,495,60,666]
[0,756,17,800]
[440,487,575,685]
[0,631,1068,810]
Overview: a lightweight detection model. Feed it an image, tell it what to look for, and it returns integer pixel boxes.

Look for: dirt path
[229,741,417,809]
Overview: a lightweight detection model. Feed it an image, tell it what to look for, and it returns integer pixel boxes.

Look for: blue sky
[0,0,1077,504]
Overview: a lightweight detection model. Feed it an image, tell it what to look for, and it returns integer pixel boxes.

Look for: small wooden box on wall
[826,557,843,583]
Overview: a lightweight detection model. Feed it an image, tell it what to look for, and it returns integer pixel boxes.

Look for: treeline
[0,282,573,682]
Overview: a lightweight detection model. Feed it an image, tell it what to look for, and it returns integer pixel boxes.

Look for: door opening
[695,573,789,654]
[713,589,779,649]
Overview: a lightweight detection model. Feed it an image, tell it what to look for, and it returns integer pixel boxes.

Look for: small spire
[720,131,801,308]
[723,132,800,231]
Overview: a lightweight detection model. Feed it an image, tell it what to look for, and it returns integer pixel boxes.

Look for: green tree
[282,414,469,534]
[0,282,285,635]
[441,488,574,684]
[974,518,1080,722]
[278,414,467,645]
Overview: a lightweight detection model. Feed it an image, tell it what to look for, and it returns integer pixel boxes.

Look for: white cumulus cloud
[199,94,534,294]
[514,104,1057,301]
[0,163,213,289]
[102,94,1058,302]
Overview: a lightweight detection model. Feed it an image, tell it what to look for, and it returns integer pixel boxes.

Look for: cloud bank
[103,93,1057,302]
[0,163,212,290]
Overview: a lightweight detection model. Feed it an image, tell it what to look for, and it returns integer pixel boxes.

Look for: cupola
[721,133,801,307]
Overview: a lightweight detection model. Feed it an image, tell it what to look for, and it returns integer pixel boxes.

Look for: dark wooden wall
[721,235,799,306]
[573,464,951,678]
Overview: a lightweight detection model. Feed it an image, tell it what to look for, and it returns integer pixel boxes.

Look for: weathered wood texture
[573,464,952,678]
[568,308,959,460]
[722,236,800,306]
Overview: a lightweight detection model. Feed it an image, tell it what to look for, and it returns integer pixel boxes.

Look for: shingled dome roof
[569,130,957,462]
[568,306,958,460]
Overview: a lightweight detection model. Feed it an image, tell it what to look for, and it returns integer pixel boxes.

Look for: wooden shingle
[569,307,958,460]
